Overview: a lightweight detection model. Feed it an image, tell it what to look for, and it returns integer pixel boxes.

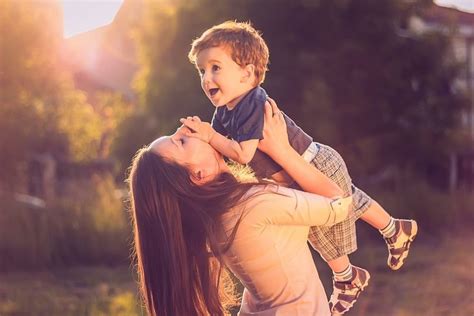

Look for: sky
[62,0,473,38]
[62,0,124,38]
[435,0,474,12]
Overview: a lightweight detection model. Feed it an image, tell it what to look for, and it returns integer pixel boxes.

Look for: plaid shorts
[297,142,372,261]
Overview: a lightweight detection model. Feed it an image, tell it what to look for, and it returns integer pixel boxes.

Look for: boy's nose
[202,72,212,84]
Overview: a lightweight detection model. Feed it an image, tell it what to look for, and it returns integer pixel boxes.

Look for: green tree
[114,0,467,186]
[0,1,130,190]
[0,0,66,190]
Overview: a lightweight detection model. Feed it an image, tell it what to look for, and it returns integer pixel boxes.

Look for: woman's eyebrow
[170,137,180,148]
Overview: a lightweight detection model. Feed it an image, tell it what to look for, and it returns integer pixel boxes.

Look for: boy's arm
[258,100,344,198]
[180,116,258,164]
[210,133,259,164]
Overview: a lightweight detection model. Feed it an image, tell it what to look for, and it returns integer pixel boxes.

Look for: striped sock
[333,264,353,282]
[380,217,397,238]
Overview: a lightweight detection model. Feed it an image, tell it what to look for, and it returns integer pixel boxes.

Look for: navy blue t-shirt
[211,86,313,178]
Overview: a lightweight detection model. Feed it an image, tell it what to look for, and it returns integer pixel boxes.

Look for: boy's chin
[206,95,227,107]
[211,101,226,108]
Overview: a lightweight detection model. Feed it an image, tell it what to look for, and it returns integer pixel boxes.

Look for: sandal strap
[333,301,348,313]
[334,281,355,290]
[390,256,401,266]
[389,245,408,255]
[337,293,358,302]
[386,221,414,244]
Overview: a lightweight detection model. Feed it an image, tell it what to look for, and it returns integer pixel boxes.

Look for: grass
[0,230,472,316]
[314,225,474,316]
[0,177,131,271]
[0,266,143,316]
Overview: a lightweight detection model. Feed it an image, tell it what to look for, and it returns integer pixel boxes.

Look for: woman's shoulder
[230,184,299,220]
[222,184,300,224]
[222,185,276,218]
[243,184,297,200]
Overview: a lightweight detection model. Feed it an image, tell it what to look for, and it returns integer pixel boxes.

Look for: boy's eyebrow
[197,59,222,67]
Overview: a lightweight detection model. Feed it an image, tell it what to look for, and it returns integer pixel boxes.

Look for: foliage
[55,90,102,161]
[59,91,132,163]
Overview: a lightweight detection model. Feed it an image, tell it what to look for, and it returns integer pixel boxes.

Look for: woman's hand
[258,98,291,159]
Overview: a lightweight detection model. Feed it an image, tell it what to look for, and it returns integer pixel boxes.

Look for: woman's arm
[247,186,350,227]
[258,99,343,198]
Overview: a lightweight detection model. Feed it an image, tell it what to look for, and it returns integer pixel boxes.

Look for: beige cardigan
[220,185,350,316]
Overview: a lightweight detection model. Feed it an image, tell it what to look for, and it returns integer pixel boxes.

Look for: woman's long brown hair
[128,147,255,316]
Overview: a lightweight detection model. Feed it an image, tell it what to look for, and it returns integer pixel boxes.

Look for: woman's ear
[241,64,256,84]
[190,169,207,185]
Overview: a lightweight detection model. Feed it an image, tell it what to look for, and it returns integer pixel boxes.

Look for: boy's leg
[308,228,371,316]
[305,142,371,315]
[327,255,350,273]
[357,196,418,270]
[359,200,391,229]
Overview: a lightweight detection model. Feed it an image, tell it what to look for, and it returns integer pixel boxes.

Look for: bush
[362,176,474,235]
[0,176,131,271]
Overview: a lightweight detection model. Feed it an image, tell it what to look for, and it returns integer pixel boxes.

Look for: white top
[220,185,350,316]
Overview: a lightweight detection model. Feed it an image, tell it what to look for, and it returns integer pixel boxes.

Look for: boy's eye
[212,65,220,71]
[198,69,205,75]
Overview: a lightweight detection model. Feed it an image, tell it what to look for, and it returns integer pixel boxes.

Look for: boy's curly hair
[188,21,269,85]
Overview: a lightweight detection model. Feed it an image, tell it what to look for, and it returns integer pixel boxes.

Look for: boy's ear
[241,64,256,84]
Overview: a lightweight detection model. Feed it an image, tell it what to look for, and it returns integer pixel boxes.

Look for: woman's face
[149,127,227,184]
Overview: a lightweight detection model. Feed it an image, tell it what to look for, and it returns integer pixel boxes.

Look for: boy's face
[196,46,254,109]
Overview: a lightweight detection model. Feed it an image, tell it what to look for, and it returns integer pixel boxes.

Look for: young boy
[182,21,418,315]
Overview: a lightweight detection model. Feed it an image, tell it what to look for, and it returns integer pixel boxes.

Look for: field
[1,228,472,316]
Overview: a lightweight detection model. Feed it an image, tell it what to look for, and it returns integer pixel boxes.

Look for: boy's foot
[329,266,370,315]
[385,219,418,270]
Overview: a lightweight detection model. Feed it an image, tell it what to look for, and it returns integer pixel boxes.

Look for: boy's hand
[174,124,192,137]
[179,116,216,143]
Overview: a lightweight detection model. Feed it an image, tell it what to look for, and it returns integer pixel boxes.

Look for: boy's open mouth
[209,88,219,97]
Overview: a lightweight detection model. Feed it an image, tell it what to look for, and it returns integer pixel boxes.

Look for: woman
[128,100,351,316]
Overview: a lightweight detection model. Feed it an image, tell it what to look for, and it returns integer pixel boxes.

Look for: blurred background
[0,0,473,315]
